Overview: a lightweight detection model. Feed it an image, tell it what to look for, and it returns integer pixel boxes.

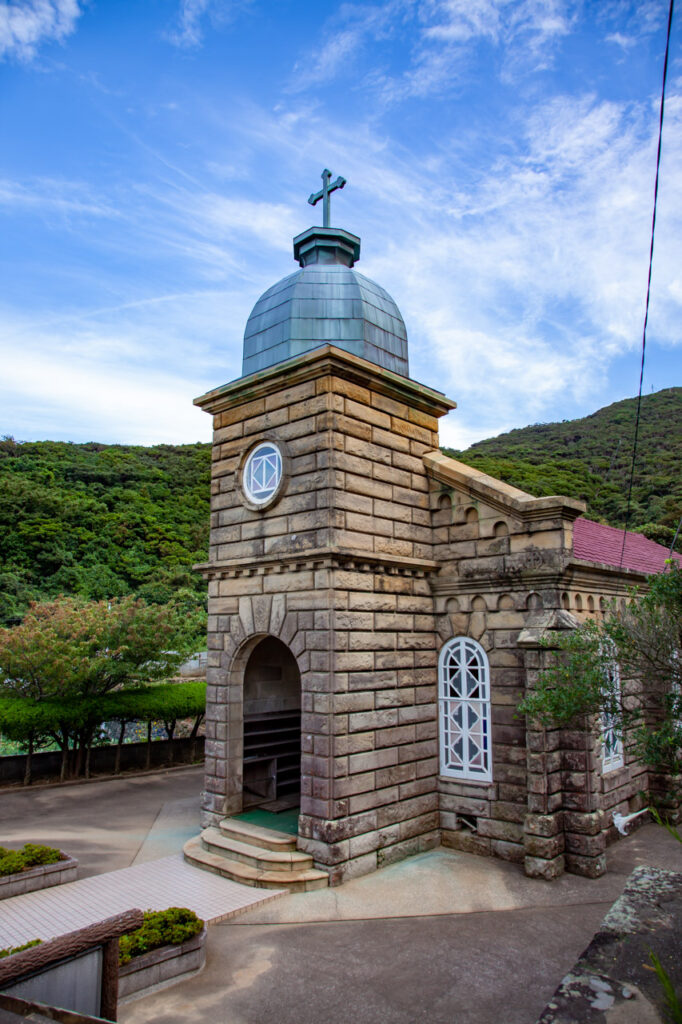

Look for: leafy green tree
[519,565,682,784]
[0,596,204,779]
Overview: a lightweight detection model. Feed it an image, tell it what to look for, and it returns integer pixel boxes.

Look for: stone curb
[118,924,207,1003]
[0,856,79,901]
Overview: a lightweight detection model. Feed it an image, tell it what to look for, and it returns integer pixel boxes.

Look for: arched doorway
[242,636,301,810]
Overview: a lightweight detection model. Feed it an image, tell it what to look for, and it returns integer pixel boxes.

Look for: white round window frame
[238,439,288,512]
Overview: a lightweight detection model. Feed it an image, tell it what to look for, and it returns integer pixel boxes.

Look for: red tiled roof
[573,517,681,575]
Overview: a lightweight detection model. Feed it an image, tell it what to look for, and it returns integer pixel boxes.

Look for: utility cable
[669,514,682,559]
[619,0,675,567]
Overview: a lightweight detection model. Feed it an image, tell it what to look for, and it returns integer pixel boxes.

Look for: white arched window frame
[601,655,624,773]
[439,637,493,782]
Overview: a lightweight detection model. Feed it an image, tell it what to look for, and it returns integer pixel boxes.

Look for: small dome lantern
[241,170,409,378]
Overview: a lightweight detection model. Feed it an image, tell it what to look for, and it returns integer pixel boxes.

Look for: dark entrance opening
[242,636,301,811]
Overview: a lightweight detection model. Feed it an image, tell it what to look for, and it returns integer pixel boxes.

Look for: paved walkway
[121,823,682,1024]
[0,765,204,878]
[3,770,681,1024]
[0,854,283,948]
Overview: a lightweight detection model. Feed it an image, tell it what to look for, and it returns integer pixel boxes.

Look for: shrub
[0,843,63,876]
[119,907,203,965]
[0,851,24,876]
[0,939,42,959]
[21,843,62,868]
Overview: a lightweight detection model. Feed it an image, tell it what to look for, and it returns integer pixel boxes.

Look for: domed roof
[242,227,409,378]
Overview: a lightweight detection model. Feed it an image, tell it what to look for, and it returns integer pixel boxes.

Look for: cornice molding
[195,546,439,579]
[194,345,456,419]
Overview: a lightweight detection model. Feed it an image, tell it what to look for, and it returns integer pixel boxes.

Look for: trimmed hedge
[0,680,206,783]
[0,843,63,876]
[118,907,204,965]
[0,682,206,739]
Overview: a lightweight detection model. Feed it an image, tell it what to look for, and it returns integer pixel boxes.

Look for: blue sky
[1,0,680,450]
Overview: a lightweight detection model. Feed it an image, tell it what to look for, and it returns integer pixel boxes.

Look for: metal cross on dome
[308,168,347,227]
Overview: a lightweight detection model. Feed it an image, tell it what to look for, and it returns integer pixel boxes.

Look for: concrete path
[0,766,204,877]
[0,854,283,948]
[121,824,681,1024]
[2,770,681,1024]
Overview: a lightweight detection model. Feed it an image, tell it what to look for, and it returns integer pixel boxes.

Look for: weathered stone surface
[195,344,656,883]
[536,866,682,1023]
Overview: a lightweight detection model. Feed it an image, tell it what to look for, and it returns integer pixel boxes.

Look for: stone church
[186,174,678,889]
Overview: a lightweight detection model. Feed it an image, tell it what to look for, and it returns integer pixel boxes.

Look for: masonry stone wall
[425,464,578,867]
[196,345,667,885]
[197,347,453,882]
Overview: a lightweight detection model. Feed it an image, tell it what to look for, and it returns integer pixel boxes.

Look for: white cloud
[289,0,572,100]
[1,348,212,444]
[166,0,251,49]
[0,0,84,61]
[605,32,635,52]
[290,0,403,92]
[0,299,233,444]
[3,58,679,449]
[192,194,300,251]
[0,177,117,219]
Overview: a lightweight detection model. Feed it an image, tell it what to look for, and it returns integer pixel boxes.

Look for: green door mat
[234,807,299,836]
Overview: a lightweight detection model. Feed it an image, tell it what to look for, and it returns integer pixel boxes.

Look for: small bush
[0,939,42,959]
[0,843,63,876]
[22,844,62,867]
[119,907,203,965]
[0,851,24,876]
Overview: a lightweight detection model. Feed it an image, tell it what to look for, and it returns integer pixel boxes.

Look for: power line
[670,515,682,559]
[619,0,675,568]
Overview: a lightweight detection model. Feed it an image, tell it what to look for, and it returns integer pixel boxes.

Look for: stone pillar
[519,629,565,880]
[648,770,681,825]
[561,724,606,878]
[518,622,565,880]
[519,618,607,880]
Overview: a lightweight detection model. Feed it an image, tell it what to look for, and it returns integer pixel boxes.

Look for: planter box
[118,924,207,1003]
[0,856,78,900]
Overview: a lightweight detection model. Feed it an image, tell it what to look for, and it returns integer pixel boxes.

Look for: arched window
[601,656,624,772]
[439,637,492,782]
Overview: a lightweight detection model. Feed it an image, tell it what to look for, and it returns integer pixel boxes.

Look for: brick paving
[0,854,283,948]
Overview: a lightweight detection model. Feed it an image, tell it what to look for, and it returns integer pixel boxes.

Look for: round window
[242,442,283,506]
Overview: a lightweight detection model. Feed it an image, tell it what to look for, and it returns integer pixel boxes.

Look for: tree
[518,564,682,782]
[0,596,204,779]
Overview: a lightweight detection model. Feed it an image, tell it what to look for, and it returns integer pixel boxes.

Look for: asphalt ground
[2,767,680,1024]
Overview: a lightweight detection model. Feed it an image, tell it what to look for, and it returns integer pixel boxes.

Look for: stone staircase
[183,818,329,893]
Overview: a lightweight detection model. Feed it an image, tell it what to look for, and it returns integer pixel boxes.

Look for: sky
[0,0,680,451]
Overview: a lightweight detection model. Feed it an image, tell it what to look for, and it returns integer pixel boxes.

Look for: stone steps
[183,819,329,893]
[218,818,298,852]
[201,827,312,871]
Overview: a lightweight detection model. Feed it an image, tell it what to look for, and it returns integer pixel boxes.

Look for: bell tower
[193,173,455,883]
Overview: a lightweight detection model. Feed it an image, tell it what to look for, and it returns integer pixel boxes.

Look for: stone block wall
[196,347,664,885]
[196,347,455,882]
[425,460,580,867]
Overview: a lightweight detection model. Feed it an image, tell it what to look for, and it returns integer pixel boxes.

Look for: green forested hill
[444,387,682,551]
[0,439,211,625]
[1,387,680,625]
